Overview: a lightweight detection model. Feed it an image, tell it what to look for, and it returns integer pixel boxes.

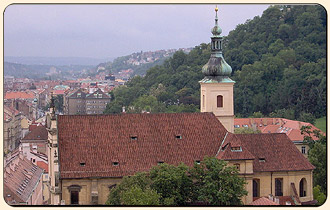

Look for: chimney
[268,194,274,201]
[122,106,126,113]
[274,197,280,204]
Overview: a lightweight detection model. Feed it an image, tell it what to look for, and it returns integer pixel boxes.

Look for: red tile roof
[5,92,35,100]
[249,197,279,205]
[37,161,48,173]
[235,118,324,141]
[216,133,255,160]
[235,134,315,172]
[58,113,227,179]
[4,155,43,204]
[22,125,48,141]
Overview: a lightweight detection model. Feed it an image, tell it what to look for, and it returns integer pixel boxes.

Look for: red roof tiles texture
[235,134,315,172]
[4,155,43,203]
[58,113,227,179]
[22,125,48,141]
[5,92,35,100]
[249,197,279,205]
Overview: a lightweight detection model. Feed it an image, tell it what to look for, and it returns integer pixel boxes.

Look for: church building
[46,7,316,206]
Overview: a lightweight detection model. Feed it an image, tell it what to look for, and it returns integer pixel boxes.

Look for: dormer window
[195,160,201,165]
[175,135,182,139]
[231,146,242,152]
[113,162,119,166]
[130,135,138,140]
[157,161,164,165]
[80,162,86,166]
[77,93,81,98]
[259,158,266,162]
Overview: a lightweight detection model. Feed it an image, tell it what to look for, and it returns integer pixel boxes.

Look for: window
[275,178,283,196]
[113,162,119,166]
[157,161,164,165]
[234,164,240,171]
[80,162,86,166]
[299,178,307,197]
[68,185,82,205]
[71,191,79,205]
[195,160,201,165]
[77,93,81,98]
[301,146,306,154]
[253,179,260,197]
[259,158,266,162]
[175,135,182,139]
[234,125,240,128]
[202,95,205,109]
[217,95,223,108]
[231,146,241,152]
[130,135,138,140]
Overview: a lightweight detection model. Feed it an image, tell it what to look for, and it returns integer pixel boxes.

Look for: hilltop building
[45,7,316,206]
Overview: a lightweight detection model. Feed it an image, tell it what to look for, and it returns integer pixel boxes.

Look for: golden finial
[215,5,218,12]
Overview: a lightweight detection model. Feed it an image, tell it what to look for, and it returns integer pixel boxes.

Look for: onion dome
[201,6,233,82]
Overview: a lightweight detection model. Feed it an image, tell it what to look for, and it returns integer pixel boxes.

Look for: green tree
[149,163,194,205]
[301,126,326,194]
[190,157,248,205]
[120,185,160,205]
[234,127,261,134]
[313,185,326,205]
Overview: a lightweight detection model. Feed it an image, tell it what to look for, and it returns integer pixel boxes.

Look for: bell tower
[200,6,235,133]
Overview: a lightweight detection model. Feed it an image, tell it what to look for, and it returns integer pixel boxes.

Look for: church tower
[200,6,235,133]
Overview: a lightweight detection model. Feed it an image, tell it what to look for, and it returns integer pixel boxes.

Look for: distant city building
[4,105,22,153]
[64,88,111,115]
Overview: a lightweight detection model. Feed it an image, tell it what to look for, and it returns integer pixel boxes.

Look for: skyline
[4,4,269,60]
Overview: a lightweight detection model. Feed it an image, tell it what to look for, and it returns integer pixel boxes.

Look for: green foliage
[190,157,248,205]
[149,163,194,205]
[298,112,316,124]
[120,186,160,205]
[313,185,326,205]
[301,126,326,194]
[104,5,326,121]
[234,127,261,134]
[54,95,64,113]
[315,117,326,132]
[308,142,326,193]
[106,157,247,206]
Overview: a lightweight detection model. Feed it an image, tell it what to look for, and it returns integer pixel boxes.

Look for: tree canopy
[104,5,326,121]
[106,157,247,206]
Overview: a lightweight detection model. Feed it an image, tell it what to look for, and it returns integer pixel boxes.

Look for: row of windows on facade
[86,111,104,114]
[202,95,223,108]
[66,177,308,205]
[76,93,104,98]
[79,160,201,167]
[77,105,106,109]
[75,100,108,104]
[253,178,308,198]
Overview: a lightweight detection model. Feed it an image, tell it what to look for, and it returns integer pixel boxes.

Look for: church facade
[46,7,315,206]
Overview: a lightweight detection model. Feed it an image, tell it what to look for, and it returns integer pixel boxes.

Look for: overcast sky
[4,4,270,59]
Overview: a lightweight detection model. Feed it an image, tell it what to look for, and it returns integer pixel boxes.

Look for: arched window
[275,178,283,196]
[299,178,307,197]
[217,95,223,108]
[253,179,260,197]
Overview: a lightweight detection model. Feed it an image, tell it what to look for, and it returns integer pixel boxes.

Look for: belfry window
[217,95,223,108]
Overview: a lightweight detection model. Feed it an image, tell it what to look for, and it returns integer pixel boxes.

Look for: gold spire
[215,5,218,12]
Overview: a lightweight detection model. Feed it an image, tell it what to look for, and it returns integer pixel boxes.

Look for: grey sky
[4,4,269,59]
